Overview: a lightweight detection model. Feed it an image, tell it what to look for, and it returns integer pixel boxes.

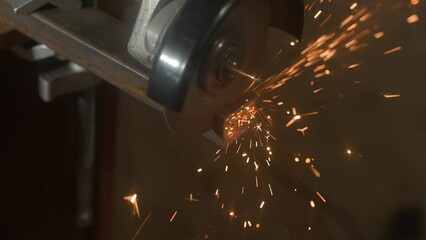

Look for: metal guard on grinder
[148,0,304,137]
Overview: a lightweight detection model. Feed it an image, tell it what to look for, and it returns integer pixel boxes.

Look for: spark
[297,127,309,136]
[242,186,245,194]
[197,168,203,173]
[169,211,178,222]
[374,31,385,39]
[214,155,221,161]
[384,46,402,55]
[350,2,358,10]
[310,165,321,178]
[260,201,265,209]
[347,149,352,154]
[320,15,333,27]
[247,221,252,227]
[254,161,259,171]
[360,13,372,22]
[305,158,312,164]
[316,192,327,203]
[314,88,324,94]
[295,157,300,163]
[131,212,152,240]
[314,10,323,19]
[308,227,312,231]
[285,115,301,127]
[123,194,140,218]
[411,0,419,6]
[255,176,259,188]
[310,200,316,208]
[348,63,361,69]
[225,165,229,172]
[229,211,235,217]
[407,14,419,24]
[268,184,274,196]
[256,223,261,228]
[340,15,354,28]
[186,193,199,202]
[383,93,401,98]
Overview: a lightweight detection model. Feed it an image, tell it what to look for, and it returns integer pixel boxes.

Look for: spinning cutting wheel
[129,0,305,140]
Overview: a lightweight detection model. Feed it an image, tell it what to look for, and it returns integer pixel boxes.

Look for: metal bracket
[11,41,55,61]
[39,61,100,227]
[39,62,100,102]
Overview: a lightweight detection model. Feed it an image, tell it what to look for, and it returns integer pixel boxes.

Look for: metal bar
[75,89,96,227]
[0,0,162,111]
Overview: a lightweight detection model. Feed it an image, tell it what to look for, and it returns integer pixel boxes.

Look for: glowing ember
[383,93,401,98]
[169,211,178,222]
[310,165,321,178]
[314,10,322,19]
[384,46,402,55]
[131,212,152,240]
[123,194,140,218]
[411,0,419,6]
[268,184,274,196]
[316,192,327,203]
[407,14,419,24]
[310,200,316,208]
[374,31,385,39]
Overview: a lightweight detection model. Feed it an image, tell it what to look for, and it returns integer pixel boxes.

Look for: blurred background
[0,0,425,239]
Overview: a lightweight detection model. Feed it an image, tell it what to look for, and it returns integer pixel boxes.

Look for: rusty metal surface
[0,0,162,111]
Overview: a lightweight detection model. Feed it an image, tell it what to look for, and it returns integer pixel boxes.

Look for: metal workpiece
[8,0,82,14]
[0,0,159,110]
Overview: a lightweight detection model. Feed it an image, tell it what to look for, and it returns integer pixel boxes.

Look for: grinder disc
[149,0,270,137]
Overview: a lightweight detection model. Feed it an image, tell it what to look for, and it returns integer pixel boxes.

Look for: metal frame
[0,0,162,111]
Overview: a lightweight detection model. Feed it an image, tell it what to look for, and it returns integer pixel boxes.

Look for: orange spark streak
[124,194,140,218]
[374,31,385,39]
[268,184,274,196]
[131,212,152,240]
[384,46,402,55]
[348,63,361,69]
[383,94,401,98]
[310,165,321,178]
[316,192,327,203]
[314,10,322,19]
[169,211,178,222]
